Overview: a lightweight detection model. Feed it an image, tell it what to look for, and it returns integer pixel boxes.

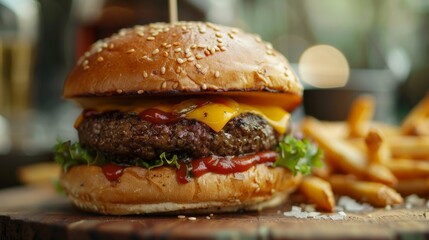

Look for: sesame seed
[215,33,222,38]
[196,54,203,60]
[173,82,179,89]
[199,28,206,33]
[83,60,89,66]
[152,49,160,55]
[143,71,148,78]
[83,65,90,70]
[284,72,289,77]
[177,215,186,219]
[217,38,223,43]
[231,29,238,34]
[151,32,159,36]
[255,36,262,43]
[137,90,144,94]
[119,29,127,36]
[97,48,103,53]
[173,42,180,46]
[209,48,216,54]
[84,52,90,57]
[190,44,197,49]
[163,51,169,57]
[97,56,104,62]
[202,83,207,90]
[188,217,197,221]
[172,33,177,37]
[108,44,114,49]
[177,58,185,64]
[162,42,167,47]
[195,63,202,69]
[174,48,182,52]
[137,31,144,37]
[210,213,214,217]
[147,36,155,41]
[185,52,192,58]
[127,48,136,53]
[220,46,227,51]
[266,43,273,49]
[197,44,206,49]
[204,50,211,56]
[161,82,167,89]
[267,50,273,55]
[116,89,123,94]
[217,43,224,48]
[165,44,172,48]
[215,71,220,78]
[228,33,235,39]
[161,66,166,74]
[214,46,220,52]
[176,66,181,73]
[187,57,195,62]
[206,216,211,220]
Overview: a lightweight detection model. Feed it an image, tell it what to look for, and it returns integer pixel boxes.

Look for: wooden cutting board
[1,186,429,239]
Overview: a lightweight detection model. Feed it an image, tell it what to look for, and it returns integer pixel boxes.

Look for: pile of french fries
[299,93,429,212]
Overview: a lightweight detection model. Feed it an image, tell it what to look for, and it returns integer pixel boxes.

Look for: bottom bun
[60,164,301,215]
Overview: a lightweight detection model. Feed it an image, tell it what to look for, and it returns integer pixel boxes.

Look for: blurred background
[0,0,428,188]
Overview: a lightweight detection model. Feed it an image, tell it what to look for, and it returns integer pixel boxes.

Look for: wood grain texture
[0,186,429,240]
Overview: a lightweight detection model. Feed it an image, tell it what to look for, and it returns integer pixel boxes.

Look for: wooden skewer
[169,0,178,23]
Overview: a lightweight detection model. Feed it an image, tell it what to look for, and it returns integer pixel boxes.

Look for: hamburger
[55,22,321,215]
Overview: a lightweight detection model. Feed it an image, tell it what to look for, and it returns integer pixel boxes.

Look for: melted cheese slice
[76,97,290,134]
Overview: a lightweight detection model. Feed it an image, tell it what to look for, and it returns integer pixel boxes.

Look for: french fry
[366,163,397,186]
[401,92,429,135]
[388,136,429,159]
[371,122,400,137]
[395,178,429,196]
[302,117,367,178]
[365,128,391,164]
[329,175,403,207]
[415,119,429,136]
[347,95,375,138]
[300,176,335,212]
[363,128,397,186]
[386,159,429,179]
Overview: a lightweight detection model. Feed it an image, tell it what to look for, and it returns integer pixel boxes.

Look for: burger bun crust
[60,164,301,215]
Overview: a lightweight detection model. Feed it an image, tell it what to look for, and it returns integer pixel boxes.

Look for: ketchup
[177,151,277,184]
[139,109,180,124]
[102,163,125,182]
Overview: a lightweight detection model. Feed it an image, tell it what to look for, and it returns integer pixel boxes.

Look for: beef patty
[77,112,282,162]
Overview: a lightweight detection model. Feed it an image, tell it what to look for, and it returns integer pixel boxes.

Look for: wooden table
[1,186,429,239]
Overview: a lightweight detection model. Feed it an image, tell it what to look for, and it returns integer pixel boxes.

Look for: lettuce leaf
[54,141,180,171]
[273,135,323,175]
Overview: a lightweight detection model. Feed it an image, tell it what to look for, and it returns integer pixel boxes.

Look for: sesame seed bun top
[63,22,303,110]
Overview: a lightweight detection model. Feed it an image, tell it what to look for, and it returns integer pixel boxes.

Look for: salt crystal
[304,204,316,212]
[308,212,321,218]
[283,212,295,217]
[406,194,425,207]
[338,211,347,216]
[329,214,345,220]
[291,206,302,213]
[405,203,412,209]
[338,196,373,212]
